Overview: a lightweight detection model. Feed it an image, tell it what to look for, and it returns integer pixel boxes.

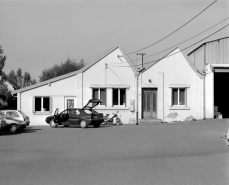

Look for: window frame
[112,88,126,107]
[171,88,187,107]
[33,96,52,114]
[92,88,107,107]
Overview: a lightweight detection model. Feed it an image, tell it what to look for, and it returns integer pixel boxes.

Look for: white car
[0,110,30,126]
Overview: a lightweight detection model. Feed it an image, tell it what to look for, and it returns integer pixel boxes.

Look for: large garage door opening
[214,72,229,118]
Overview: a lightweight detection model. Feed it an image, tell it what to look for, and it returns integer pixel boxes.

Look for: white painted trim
[169,106,190,110]
[211,64,229,67]
[169,84,190,88]
[95,107,130,110]
[90,84,130,89]
[141,84,158,88]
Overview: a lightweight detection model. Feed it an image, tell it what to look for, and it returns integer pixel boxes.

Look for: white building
[188,36,229,119]
[12,38,228,125]
[12,46,136,125]
[138,48,204,123]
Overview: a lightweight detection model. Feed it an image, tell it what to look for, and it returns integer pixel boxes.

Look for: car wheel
[49,119,57,128]
[93,123,100,128]
[80,120,88,128]
[9,124,18,134]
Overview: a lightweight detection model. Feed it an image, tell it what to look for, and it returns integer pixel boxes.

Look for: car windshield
[18,110,28,117]
[0,113,10,119]
[6,111,19,118]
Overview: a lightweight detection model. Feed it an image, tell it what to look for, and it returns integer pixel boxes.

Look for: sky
[0,0,228,81]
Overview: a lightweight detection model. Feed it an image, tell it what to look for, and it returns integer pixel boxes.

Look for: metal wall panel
[189,37,229,71]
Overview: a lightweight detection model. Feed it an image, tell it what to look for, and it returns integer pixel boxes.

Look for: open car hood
[82,99,102,110]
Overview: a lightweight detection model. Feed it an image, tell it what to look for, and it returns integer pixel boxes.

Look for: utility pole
[135,53,146,125]
[136,53,146,68]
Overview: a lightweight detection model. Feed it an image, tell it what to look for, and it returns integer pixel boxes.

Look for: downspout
[203,73,205,119]
[203,44,206,119]
[82,72,83,107]
[136,72,139,125]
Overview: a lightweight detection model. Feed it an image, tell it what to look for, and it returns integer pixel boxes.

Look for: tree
[39,57,85,82]
[7,68,37,88]
[23,72,31,87]
[0,46,8,109]
[16,68,23,88]
[0,45,6,76]
[8,70,17,84]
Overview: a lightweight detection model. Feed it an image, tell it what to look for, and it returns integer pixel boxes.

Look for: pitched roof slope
[11,45,132,94]
[188,36,229,55]
[142,47,203,79]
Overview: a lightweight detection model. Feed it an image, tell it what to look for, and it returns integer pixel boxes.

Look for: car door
[58,109,69,123]
[68,109,80,125]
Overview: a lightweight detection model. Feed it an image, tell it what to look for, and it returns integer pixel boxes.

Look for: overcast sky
[0,0,228,81]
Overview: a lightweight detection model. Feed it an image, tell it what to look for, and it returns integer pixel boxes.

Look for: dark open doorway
[214,72,229,118]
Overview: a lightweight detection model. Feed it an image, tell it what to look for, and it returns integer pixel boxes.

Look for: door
[65,97,77,109]
[142,88,157,119]
[68,109,80,125]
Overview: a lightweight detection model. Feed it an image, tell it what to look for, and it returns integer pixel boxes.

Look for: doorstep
[138,119,163,125]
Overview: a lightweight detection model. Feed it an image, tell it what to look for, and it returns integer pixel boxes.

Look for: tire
[64,125,69,127]
[9,124,18,134]
[80,120,88,128]
[93,123,100,128]
[49,119,57,128]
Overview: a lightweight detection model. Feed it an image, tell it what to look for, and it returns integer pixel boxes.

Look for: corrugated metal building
[188,37,229,119]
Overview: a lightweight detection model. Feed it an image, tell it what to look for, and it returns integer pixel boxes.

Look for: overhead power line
[109,23,229,68]
[123,0,218,55]
[118,17,229,63]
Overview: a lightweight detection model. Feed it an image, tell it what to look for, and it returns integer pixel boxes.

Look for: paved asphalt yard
[0,119,228,185]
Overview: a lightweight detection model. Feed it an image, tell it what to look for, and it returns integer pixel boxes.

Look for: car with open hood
[45,99,104,128]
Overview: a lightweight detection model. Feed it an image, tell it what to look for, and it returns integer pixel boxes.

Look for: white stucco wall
[141,49,203,122]
[18,75,78,125]
[82,48,135,124]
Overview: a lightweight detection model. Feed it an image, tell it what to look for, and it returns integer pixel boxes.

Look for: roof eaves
[11,70,81,94]
[81,45,119,73]
[188,36,229,56]
[143,47,178,73]
[117,45,136,73]
[11,45,120,95]
[180,49,204,79]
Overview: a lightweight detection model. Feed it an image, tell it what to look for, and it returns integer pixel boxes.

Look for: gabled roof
[142,47,203,79]
[11,45,133,94]
[142,47,177,73]
[188,36,229,56]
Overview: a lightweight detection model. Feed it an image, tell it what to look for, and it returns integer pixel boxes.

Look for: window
[34,97,51,112]
[92,88,106,106]
[113,88,126,106]
[70,109,80,115]
[172,88,186,106]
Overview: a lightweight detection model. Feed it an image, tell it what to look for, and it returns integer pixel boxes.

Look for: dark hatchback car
[45,99,104,128]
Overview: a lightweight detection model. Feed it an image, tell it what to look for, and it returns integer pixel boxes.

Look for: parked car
[45,99,104,128]
[0,113,7,130]
[0,112,27,134]
[0,110,30,126]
